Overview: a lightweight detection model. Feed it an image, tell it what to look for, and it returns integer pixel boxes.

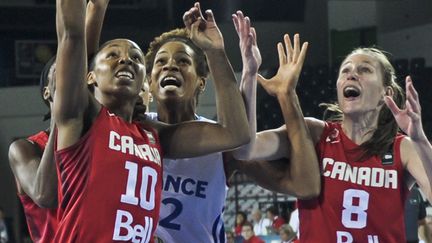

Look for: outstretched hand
[183,2,224,51]
[257,34,308,97]
[384,76,425,141]
[232,11,261,74]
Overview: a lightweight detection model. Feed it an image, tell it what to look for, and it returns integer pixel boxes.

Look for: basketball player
[249,39,432,242]
[53,0,249,242]
[145,10,319,243]
[8,1,109,241]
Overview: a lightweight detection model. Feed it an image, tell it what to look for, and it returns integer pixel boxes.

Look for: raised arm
[54,0,90,149]
[86,0,109,56]
[246,34,320,196]
[230,11,261,160]
[385,76,432,201]
[156,3,249,158]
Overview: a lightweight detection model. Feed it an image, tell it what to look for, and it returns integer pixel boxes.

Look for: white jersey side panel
[148,113,228,243]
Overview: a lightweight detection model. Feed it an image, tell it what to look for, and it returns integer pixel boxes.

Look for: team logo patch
[326,128,340,143]
[381,152,393,165]
[144,130,156,144]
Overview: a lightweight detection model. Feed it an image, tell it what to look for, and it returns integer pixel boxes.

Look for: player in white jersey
[145,10,320,243]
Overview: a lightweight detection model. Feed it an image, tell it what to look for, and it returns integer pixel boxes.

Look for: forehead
[342,53,379,67]
[157,41,195,56]
[100,39,143,53]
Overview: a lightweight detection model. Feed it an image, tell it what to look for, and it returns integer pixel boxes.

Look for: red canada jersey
[54,107,163,243]
[17,131,58,243]
[298,122,408,243]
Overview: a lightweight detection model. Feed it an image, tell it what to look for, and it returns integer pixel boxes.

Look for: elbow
[233,129,251,148]
[32,192,57,208]
[33,193,57,208]
[295,181,321,200]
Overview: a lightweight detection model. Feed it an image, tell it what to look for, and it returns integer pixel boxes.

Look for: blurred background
[1,0,432,242]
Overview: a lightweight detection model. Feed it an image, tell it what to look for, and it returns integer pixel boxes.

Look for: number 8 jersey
[298,122,408,243]
[54,107,163,243]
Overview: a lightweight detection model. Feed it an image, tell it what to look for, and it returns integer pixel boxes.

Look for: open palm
[258,34,308,97]
[183,2,224,51]
[384,76,424,141]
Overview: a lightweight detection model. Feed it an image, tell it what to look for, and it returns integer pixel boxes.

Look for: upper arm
[250,118,324,161]
[55,0,92,148]
[8,140,41,194]
[156,120,248,158]
[402,138,432,201]
[305,117,325,144]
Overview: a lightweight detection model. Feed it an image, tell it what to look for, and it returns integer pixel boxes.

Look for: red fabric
[235,225,243,235]
[243,235,265,243]
[298,122,408,243]
[54,107,163,243]
[27,131,49,151]
[272,216,286,231]
[20,131,58,243]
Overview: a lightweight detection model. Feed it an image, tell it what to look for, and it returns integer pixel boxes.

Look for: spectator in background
[235,211,248,236]
[405,184,427,243]
[266,206,286,234]
[251,208,271,236]
[421,215,432,243]
[279,224,297,243]
[288,207,299,240]
[0,207,8,243]
[226,230,236,243]
[242,222,264,243]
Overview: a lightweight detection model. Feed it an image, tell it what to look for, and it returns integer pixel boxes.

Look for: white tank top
[148,113,228,243]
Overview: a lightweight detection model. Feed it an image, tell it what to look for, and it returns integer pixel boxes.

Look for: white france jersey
[147,113,229,243]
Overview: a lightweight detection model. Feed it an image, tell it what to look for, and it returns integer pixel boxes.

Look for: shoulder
[305,117,325,144]
[8,138,40,166]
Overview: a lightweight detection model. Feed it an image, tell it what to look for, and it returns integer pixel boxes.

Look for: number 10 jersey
[54,107,163,243]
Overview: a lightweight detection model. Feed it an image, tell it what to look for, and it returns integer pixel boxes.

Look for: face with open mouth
[89,39,145,98]
[336,53,386,116]
[150,41,205,103]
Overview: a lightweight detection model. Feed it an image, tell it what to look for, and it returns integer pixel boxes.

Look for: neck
[156,99,197,124]
[342,110,380,144]
[95,91,136,122]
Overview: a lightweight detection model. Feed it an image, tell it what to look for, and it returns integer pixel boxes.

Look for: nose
[163,58,179,72]
[119,55,132,65]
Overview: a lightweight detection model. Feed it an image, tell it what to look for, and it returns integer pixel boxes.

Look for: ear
[198,77,206,93]
[385,86,394,97]
[43,86,51,101]
[148,92,154,103]
[87,71,97,86]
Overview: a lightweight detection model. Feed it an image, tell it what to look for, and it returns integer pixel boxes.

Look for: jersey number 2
[341,189,369,229]
[159,198,183,230]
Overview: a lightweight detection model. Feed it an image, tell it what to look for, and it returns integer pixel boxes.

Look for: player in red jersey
[246,39,432,242]
[53,0,249,242]
[8,1,111,242]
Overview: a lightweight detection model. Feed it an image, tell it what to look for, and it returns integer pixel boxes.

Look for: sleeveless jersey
[17,131,58,243]
[147,112,228,243]
[54,107,163,243]
[298,122,408,243]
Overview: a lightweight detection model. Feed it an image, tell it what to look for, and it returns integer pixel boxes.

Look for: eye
[340,67,350,74]
[359,66,372,73]
[132,55,143,63]
[178,58,191,65]
[107,52,119,59]
[154,57,166,65]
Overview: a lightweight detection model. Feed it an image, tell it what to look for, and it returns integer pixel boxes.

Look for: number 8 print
[341,189,369,229]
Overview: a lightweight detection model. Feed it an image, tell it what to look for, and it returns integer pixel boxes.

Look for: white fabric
[148,113,228,243]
